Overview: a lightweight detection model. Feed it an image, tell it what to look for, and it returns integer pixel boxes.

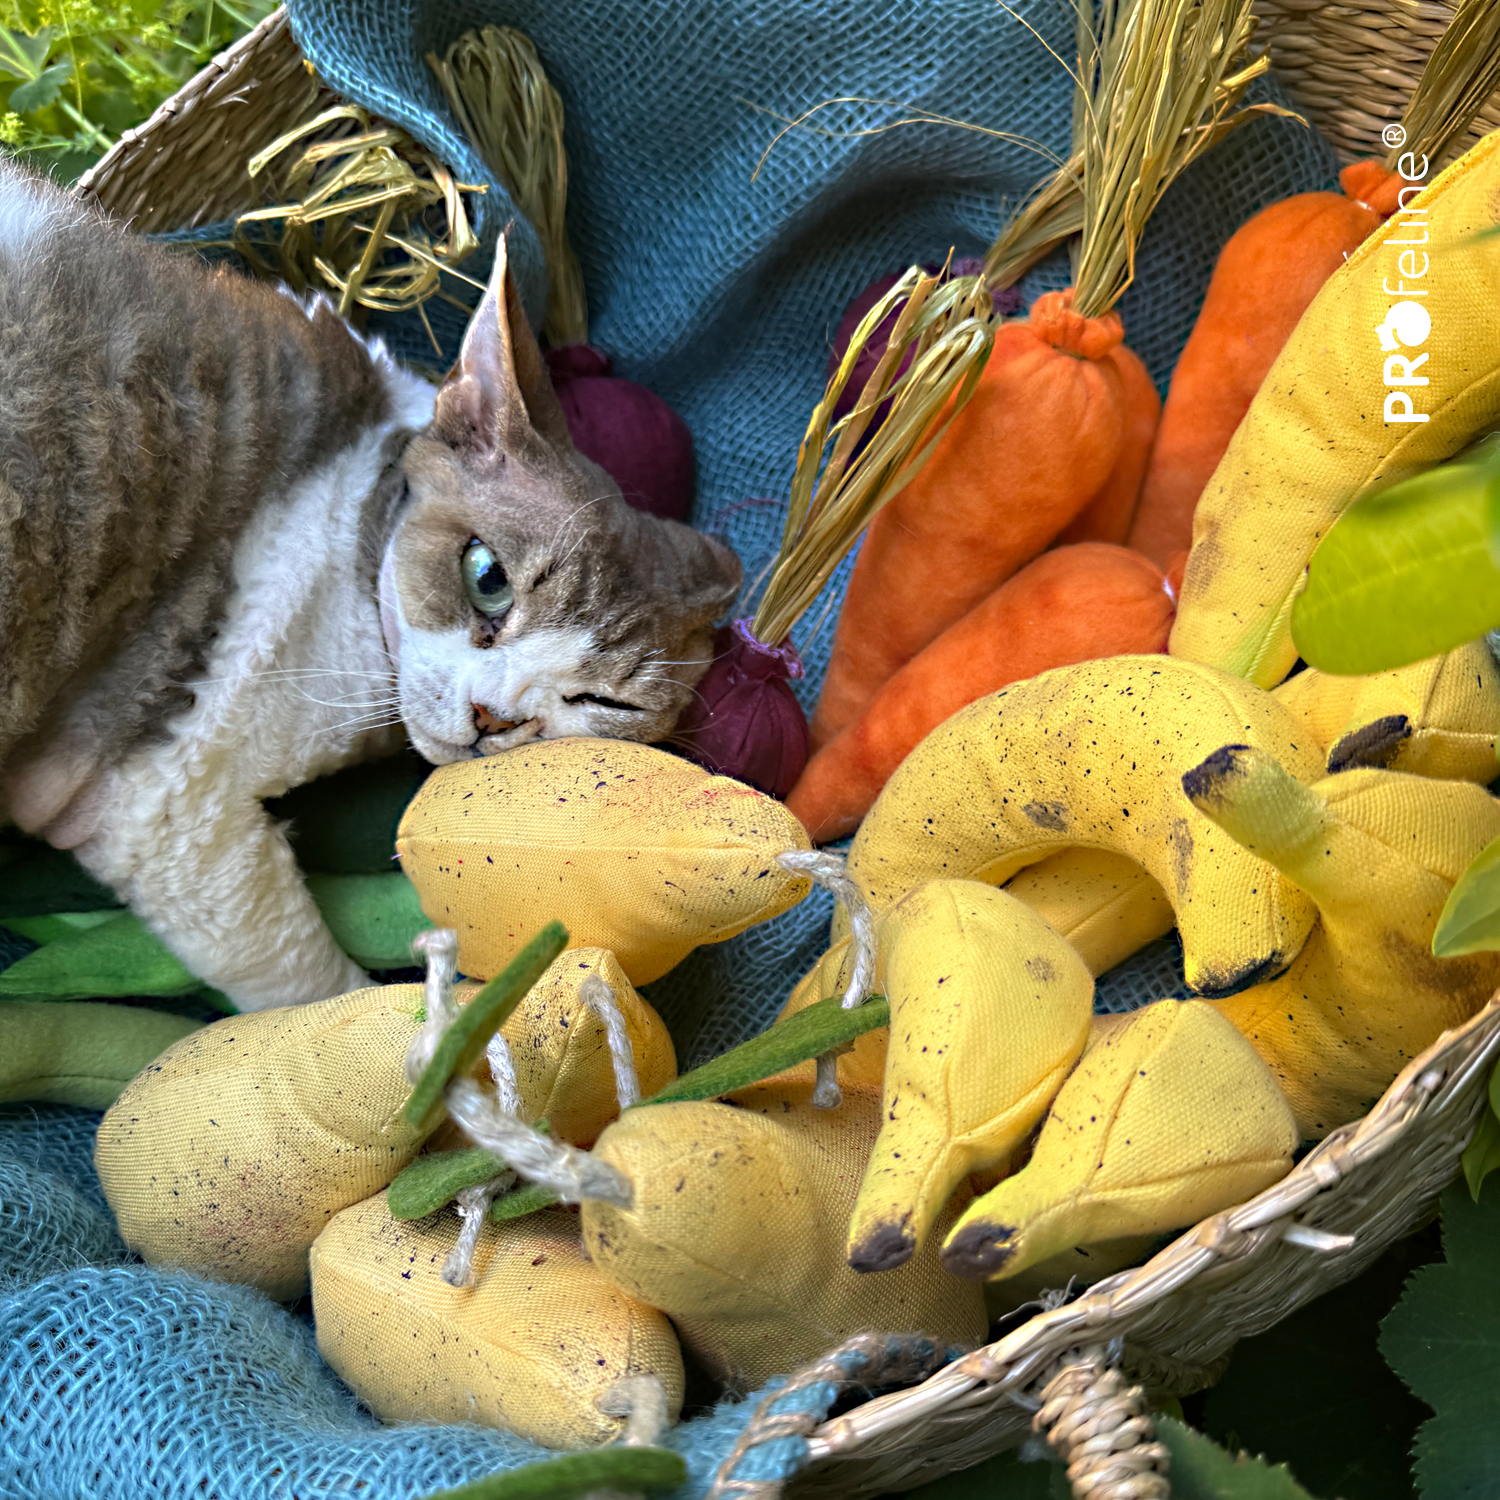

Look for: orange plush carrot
[1125,161,1400,567]
[1055,343,1162,546]
[789,543,1174,842]
[808,292,1128,750]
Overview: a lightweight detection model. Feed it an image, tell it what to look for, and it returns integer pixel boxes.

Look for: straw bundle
[749,266,997,648]
[1384,0,1500,171]
[429,27,588,346]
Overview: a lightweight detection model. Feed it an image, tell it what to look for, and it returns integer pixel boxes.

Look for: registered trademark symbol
[1383,123,1407,148]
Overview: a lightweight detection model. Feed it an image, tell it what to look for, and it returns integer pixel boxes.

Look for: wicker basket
[68,10,1500,1499]
[1251,0,1500,167]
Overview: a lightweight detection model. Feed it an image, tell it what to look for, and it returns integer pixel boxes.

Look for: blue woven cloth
[1,2,1344,1493]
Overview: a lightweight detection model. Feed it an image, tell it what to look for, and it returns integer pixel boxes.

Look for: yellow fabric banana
[846,881,1093,1271]
[1171,131,1500,687]
[1274,643,1500,781]
[846,655,1323,998]
[311,1200,683,1448]
[1185,745,1500,1135]
[581,1078,986,1388]
[775,939,888,1092]
[941,999,1298,1280]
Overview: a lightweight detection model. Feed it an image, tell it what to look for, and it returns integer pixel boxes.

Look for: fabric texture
[0,0,1350,1490]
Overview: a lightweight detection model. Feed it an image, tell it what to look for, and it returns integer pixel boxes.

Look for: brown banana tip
[940,1221,1018,1280]
[1185,947,1289,1000]
[848,1222,916,1274]
[1326,715,1412,774]
[1179,743,1253,808]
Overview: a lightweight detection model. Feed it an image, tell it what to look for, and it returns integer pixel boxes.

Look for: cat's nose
[473,703,521,736]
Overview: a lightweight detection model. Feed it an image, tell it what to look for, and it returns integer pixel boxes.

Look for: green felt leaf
[1380,1180,1500,1500]
[1202,1222,1434,1500]
[387,1146,507,1220]
[1291,442,1500,675]
[0,999,200,1109]
[420,1445,685,1500]
[306,871,431,969]
[639,993,890,1107]
[0,912,198,1000]
[1433,835,1500,957]
[1464,1105,1500,1202]
[0,842,122,919]
[403,923,569,1133]
[2,911,123,946]
[267,752,431,874]
[1156,1417,1322,1498]
[488,1181,558,1222]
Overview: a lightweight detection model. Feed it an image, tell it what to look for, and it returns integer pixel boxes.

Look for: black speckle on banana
[1186,745,1500,1136]
[846,655,1324,999]
[845,880,1092,1273]
[941,999,1298,1281]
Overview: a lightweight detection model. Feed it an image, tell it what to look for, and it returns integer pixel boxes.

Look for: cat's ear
[433,227,573,456]
[661,525,744,624]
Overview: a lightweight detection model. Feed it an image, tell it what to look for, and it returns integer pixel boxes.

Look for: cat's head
[384,235,741,765]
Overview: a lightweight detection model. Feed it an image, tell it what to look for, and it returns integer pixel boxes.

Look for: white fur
[0,165,82,263]
[16,356,437,1012]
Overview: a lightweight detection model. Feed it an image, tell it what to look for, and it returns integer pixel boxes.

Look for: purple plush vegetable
[546,345,695,521]
[671,620,809,800]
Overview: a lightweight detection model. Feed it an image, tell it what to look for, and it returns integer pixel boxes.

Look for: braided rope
[1034,1348,1170,1500]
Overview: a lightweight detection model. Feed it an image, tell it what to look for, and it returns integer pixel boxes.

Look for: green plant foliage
[1381,1179,1500,1500]
[1463,1095,1500,1202]
[1157,1417,1323,1498]
[637,993,890,1107]
[0,0,276,180]
[1290,437,1500,675]
[1199,1223,1436,1500]
[1433,834,1500,958]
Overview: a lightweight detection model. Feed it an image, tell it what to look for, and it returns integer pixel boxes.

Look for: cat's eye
[461,539,514,617]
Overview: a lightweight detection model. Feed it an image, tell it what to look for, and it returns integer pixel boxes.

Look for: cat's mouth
[473,704,523,737]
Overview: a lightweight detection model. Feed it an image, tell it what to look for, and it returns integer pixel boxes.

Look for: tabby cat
[0,160,740,1011]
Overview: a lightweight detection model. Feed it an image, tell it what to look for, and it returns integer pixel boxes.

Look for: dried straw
[1069,0,1298,319]
[982,150,1084,294]
[232,103,484,334]
[429,26,588,346]
[1387,0,1500,171]
[750,266,997,648]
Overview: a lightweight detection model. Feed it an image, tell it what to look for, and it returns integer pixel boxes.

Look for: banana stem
[1182,745,1331,879]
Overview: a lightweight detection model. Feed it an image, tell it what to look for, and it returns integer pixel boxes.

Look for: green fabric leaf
[1380,1180,1500,1500]
[1156,1416,1322,1498]
[420,1446,685,1500]
[387,1146,508,1220]
[0,912,198,1000]
[638,993,890,1107]
[488,1181,558,1222]
[2,911,124,946]
[0,842,122,919]
[1291,443,1500,675]
[0,1000,199,1109]
[9,59,70,111]
[267,752,430,874]
[1433,835,1500,957]
[305,872,431,969]
[1464,1105,1500,1202]
[404,923,569,1133]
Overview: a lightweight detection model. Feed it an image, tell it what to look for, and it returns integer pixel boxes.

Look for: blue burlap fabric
[0,3,1341,1493]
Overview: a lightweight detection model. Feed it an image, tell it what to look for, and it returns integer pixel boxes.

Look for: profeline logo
[1375,135,1433,425]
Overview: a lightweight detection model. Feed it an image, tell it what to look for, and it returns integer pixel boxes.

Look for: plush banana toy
[1171,129,1500,687]
[396,739,813,984]
[844,654,1324,997]
[95,948,674,1300]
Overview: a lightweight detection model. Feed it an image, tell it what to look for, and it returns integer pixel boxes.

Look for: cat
[0,159,741,1012]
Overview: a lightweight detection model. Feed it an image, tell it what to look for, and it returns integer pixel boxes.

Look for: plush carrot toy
[809,0,1280,751]
[788,544,1173,842]
[1127,0,1500,566]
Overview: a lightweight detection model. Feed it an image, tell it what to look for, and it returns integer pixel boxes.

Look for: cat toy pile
[3,0,1500,1497]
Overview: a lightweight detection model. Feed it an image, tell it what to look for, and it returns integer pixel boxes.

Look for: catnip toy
[673,266,997,797]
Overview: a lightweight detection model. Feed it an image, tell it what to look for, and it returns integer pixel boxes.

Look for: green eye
[461,539,514,617]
